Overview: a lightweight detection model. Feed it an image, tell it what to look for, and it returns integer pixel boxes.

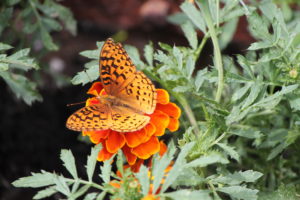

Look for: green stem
[201,1,224,103]
[208,181,222,200]
[194,33,209,61]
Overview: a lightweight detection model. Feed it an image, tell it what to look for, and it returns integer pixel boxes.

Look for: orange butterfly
[66,38,157,132]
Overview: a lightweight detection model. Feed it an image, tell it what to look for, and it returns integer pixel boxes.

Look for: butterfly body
[66,38,157,132]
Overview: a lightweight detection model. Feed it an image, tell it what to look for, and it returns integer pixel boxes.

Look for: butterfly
[66,38,157,132]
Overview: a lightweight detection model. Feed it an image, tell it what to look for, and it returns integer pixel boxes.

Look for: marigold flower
[82,82,181,165]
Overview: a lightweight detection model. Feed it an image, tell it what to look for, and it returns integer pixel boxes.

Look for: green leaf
[248,41,273,50]
[12,171,56,188]
[181,21,198,49]
[236,55,254,79]
[135,165,150,196]
[287,94,300,111]
[0,63,9,71]
[80,49,101,60]
[186,55,195,78]
[248,12,270,40]
[213,170,263,185]
[167,13,189,25]
[144,42,154,66]
[124,45,144,68]
[69,185,90,200]
[152,143,176,194]
[180,1,206,33]
[185,151,229,168]
[0,43,13,51]
[96,192,107,200]
[33,186,57,199]
[267,142,289,160]
[60,149,78,179]
[163,190,212,200]
[100,156,113,184]
[71,65,99,85]
[40,27,58,51]
[161,142,194,193]
[54,176,70,196]
[241,81,262,109]
[173,46,183,70]
[173,85,192,93]
[83,192,97,200]
[232,83,252,102]
[42,17,62,31]
[217,143,240,162]
[194,68,208,91]
[219,18,238,50]
[87,144,102,182]
[0,71,42,105]
[218,186,259,200]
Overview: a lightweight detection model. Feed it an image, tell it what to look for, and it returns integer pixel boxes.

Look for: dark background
[0,1,252,199]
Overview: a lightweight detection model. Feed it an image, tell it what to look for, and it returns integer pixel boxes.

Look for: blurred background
[0,0,254,199]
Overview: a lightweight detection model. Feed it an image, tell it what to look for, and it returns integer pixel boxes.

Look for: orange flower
[83,82,181,165]
[141,194,160,200]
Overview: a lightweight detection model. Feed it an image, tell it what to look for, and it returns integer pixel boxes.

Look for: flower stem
[200,1,224,103]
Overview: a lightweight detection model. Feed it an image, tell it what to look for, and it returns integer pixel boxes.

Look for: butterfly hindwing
[66,104,111,131]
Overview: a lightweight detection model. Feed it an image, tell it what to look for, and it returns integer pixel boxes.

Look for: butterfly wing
[100,38,157,114]
[66,104,112,131]
[100,38,136,96]
[110,105,150,132]
[117,71,157,114]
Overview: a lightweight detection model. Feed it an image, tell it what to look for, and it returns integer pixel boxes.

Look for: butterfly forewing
[66,104,111,131]
[100,38,136,96]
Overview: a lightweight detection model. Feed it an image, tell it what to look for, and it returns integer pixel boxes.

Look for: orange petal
[124,128,148,148]
[97,146,114,161]
[87,82,103,96]
[109,181,121,188]
[86,97,100,106]
[130,159,144,172]
[159,141,167,156]
[105,131,125,153]
[122,145,137,165]
[167,117,179,132]
[132,136,160,159]
[150,110,169,136]
[145,123,156,139]
[156,89,169,104]
[156,102,181,119]
[141,194,160,200]
[89,130,110,144]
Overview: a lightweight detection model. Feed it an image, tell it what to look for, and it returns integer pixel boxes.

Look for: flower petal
[87,82,103,96]
[168,118,179,132]
[156,89,169,104]
[97,145,114,161]
[150,110,169,136]
[159,141,167,156]
[88,130,110,144]
[130,159,144,172]
[106,131,125,153]
[156,102,181,119]
[122,145,137,165]
[124,128,148,148]
[86,97,100,106]
[132,136,160,159]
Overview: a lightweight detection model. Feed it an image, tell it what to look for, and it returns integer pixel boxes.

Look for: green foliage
[0,43,42,104]
[13,0,300,199]
[0,0,76,104]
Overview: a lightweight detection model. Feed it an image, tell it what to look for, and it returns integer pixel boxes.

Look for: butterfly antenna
[67,101,86,107]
